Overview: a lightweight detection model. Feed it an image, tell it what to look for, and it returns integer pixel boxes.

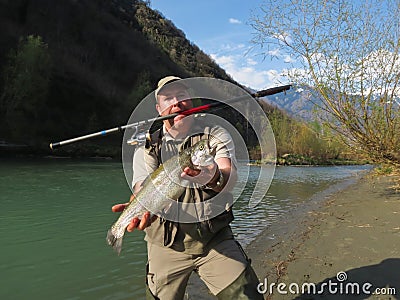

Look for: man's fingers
[114,208,155,232]
[111,203,129,212]
[181,165,218,186]
[182,167,200,177]
[127,217,140,232]
[127,212,155,232]
[137,212,151,230]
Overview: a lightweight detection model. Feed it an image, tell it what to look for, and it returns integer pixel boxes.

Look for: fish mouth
[198,155,215,167]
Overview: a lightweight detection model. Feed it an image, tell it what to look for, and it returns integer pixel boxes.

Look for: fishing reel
[126,114,207,147]
[126,126,150,146]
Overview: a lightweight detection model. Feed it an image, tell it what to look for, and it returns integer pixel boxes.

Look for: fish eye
[199,145,204,150]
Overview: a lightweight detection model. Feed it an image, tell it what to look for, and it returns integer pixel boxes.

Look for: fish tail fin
[106,229,124,255]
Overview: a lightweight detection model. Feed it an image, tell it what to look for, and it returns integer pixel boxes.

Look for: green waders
[216,263,264,300]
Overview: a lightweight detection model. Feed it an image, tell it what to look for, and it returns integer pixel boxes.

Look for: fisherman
[112,76,263,300]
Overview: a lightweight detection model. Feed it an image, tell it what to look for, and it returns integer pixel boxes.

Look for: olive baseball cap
[154,76,182,99]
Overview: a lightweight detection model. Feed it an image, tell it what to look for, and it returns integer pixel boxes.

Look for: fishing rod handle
[252,84,292,98]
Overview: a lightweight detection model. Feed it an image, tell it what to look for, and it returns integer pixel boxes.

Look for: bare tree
[251,0,400,165]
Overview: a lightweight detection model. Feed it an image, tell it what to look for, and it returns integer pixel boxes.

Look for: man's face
[156,84,193,115]
[156,84,194,130]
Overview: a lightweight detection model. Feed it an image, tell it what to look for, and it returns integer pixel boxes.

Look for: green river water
[0,159,370,299]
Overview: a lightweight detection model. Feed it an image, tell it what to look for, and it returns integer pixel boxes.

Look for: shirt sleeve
[209,126,237,167]
[132,146,159,188]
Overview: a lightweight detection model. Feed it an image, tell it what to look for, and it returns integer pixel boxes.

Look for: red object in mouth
[179,104,213,116]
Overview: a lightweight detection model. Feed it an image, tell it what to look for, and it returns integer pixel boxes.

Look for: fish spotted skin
[106,139,215,255]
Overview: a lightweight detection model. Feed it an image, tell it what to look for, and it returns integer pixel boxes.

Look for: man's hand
[181,161,218,186]
[111,202,156,231]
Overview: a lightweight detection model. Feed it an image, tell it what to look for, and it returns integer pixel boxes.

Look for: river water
[0,159,371,299]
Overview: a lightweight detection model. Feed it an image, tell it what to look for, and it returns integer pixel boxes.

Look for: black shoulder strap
[145,128,163,166]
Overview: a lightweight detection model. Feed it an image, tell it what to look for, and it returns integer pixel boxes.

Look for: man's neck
[164,116,194,140]
[165,125,190,140]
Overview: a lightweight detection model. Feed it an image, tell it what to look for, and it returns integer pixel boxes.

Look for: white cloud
[246,58,257,66]
[229,18,242,24]
[211,54,235,67]
[211,53,286,90]
[283,55,296,63]
[266,49,296,64]
[272,31,292,45]
[268,48,281,57]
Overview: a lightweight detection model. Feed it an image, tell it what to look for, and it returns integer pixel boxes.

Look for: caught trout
[107,139,216,255]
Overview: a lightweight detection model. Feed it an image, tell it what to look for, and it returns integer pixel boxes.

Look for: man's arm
[181,156,237,192]
[209,157,237,192]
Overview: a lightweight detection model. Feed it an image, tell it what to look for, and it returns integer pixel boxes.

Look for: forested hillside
[0,0,353,163]
[0,0,240,156]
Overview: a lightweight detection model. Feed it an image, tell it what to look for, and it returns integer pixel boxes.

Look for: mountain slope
[261,86,320,121]
[0,0,237,153]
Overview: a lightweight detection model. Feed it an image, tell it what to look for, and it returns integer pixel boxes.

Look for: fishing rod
[49,84,291,150]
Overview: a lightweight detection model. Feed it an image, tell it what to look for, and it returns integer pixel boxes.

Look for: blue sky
[149,0,290,90]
